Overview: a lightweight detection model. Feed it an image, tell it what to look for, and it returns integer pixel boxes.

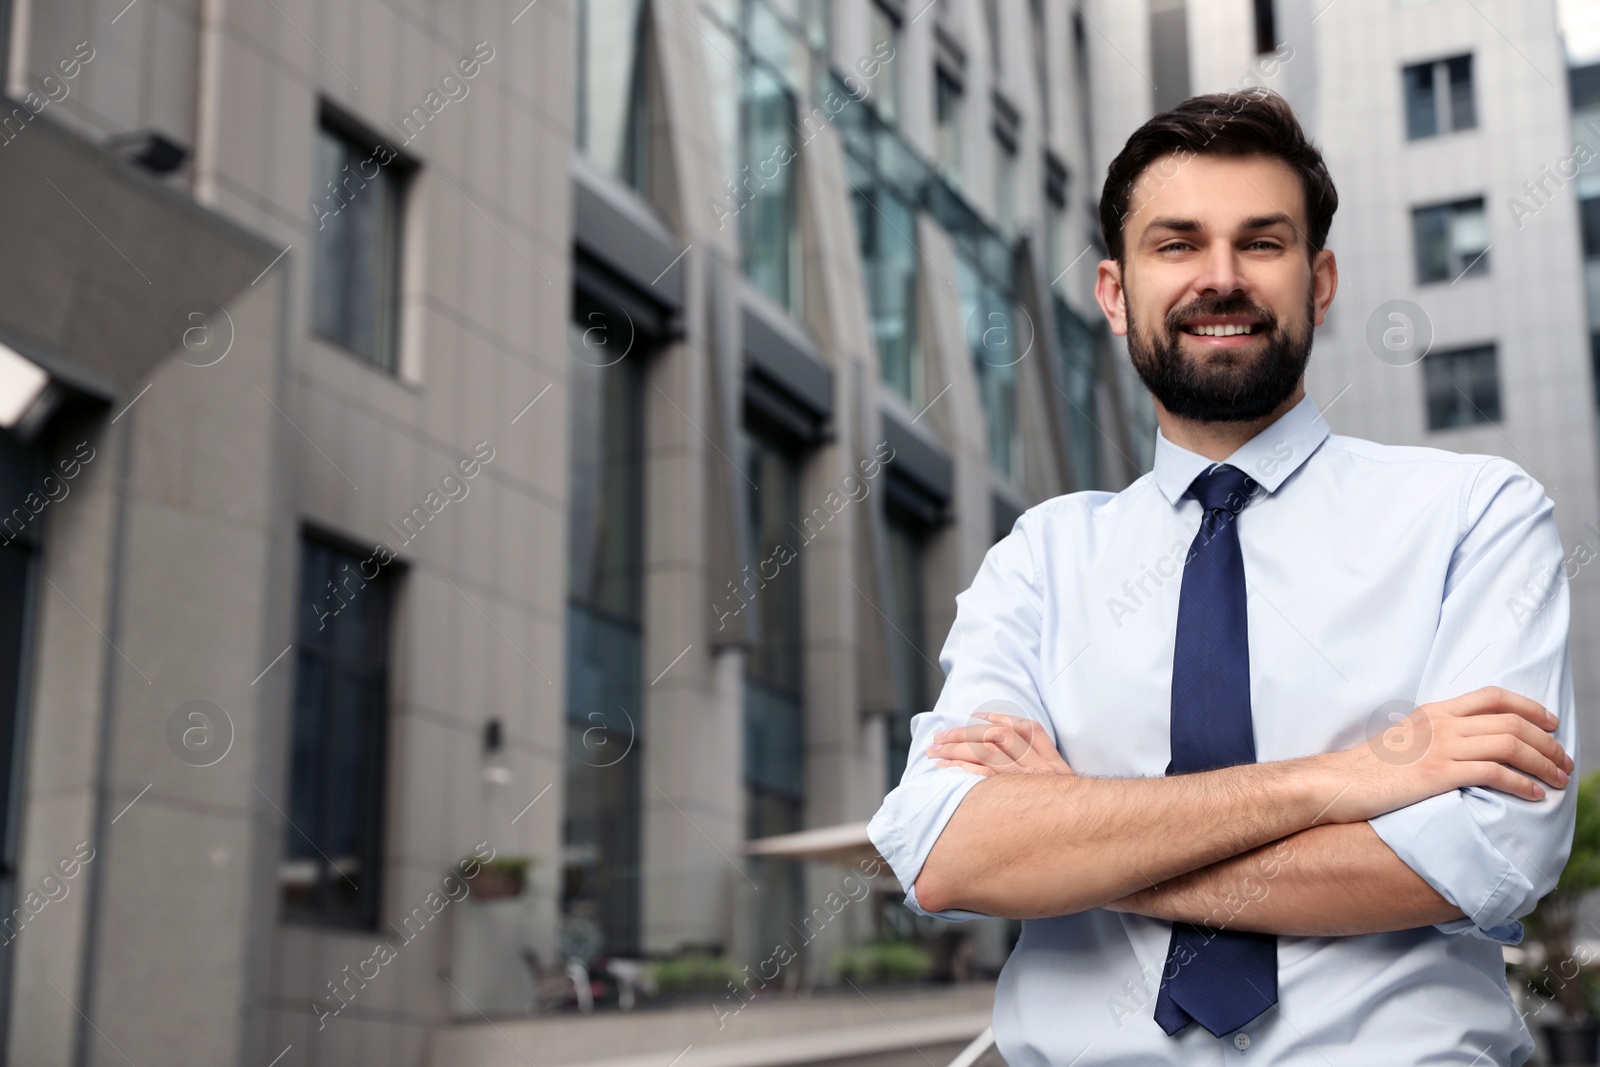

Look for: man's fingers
[1459,714,1572,770]
[934,757,993,777]
[1456,734,1569,791]
[929,740,1017,767]
[1447,687,1555,729]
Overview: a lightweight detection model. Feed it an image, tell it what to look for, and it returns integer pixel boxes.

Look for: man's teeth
[1185,323,1258,336]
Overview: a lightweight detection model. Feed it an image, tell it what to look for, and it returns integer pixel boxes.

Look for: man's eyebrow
[1139,213,1300,241]
[1239,212,1297,234]
[1143,217,1201,235]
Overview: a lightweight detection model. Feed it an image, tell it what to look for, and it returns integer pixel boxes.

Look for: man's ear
[1311,249,1338,328]
[1094,259,1129,337]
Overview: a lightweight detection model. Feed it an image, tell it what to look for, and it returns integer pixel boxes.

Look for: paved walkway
[427,982,1000,1067]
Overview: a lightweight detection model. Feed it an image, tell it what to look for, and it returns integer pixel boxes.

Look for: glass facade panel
[575,0,650,189]
[563,309,646,958]
[1053,297,1104,491]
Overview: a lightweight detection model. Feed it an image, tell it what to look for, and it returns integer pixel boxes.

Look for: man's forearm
[914,757,1342,918]
[1102,822,1466,936]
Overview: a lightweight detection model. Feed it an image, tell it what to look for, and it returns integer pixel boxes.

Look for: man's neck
[1154,384,1306,463]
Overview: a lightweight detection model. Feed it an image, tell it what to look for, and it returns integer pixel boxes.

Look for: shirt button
[1233,1033,1251,1051]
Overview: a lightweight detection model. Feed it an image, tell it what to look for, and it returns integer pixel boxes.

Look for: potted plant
[1523,769,1600,1065]
[465,855,533,901]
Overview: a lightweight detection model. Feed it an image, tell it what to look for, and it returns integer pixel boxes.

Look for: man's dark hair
[1098,89,1338,265]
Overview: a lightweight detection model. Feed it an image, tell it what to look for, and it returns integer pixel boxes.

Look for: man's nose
[1193,245,1246,297]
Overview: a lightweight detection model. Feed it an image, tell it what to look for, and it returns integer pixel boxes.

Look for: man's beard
[1125,288,1314,422]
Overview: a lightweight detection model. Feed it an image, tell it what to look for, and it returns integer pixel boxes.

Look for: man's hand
[1312,686,1572,823]
[927,711,1073,777]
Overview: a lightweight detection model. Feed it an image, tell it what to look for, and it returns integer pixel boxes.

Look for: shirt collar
[1150,392,1331,506]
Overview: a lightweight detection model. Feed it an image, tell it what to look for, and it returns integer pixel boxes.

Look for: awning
[743,821,884,868]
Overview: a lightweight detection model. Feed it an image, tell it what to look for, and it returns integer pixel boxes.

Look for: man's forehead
[1126,152,1306,236]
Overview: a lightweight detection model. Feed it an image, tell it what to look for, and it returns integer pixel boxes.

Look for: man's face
[1094,153,1337,423]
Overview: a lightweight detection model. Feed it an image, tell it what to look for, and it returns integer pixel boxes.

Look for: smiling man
[866,91,1577,1064]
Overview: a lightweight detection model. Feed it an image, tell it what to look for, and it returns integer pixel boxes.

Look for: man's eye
[1159,242,1193,253]
[1245,240,1282,251]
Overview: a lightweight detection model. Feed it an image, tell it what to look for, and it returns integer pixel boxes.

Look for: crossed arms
[914,694,1570,936]
[871,459,1579,940]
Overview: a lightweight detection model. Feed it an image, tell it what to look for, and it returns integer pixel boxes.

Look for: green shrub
[650,952,744,995]
[833,940,931,984]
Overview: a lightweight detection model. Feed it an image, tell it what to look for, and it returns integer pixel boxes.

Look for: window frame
[309,101,416,373]
[1422,342,1501,431]
[281,527,401,931]
[1402,53,1476,141]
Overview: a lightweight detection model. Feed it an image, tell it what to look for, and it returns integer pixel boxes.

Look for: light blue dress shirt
[867,393,1577,1066]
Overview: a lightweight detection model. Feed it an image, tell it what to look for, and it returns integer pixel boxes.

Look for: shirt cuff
[867,767,990,922]
[1367,789,1533,945]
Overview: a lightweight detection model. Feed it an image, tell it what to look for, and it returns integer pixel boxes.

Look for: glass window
[1581,197,1600,259]
[1412,198,1488,283]
[564,303,646,957]
[935,68,963,188]
[883,507,928,789]
[1423,343,1501,429]
[741,426,805,960]
[869,1,901,124]
[310,116,406,371]
[1054,296,1104,491]
[575,0,650,189]
[993,133,1016,235]
[852,167,920,403]
[1403,54,1475,140]
[743,66,802,312]
[957,255,1020,478]
[1252,0,1276,53]
[283,536,397,928]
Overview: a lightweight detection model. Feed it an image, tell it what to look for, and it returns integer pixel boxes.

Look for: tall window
[992,130,1017,236]
[957,255,1020,479]
[850,148,920,403]
[1423,343,1501,430]
[869,1,901,124]
[283,535,397,928]
[1581,196,1600,259]
[310,110,408,371]
[741,425,805,953]
[1148,0,1191,114]
[1403,55,1475,140]
[1252,0,1276,54]
[1054,296,1103,491]
[883,506,928,788]
[935,68,964,187]
[1412,198,1488,283]
[575,0,650,189]
[1044,152,1069,284]
[743,64,802,311]
[564,299,646,957]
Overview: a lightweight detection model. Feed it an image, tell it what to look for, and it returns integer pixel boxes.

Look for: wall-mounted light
[482,717,512,785]
[0,341,59,441]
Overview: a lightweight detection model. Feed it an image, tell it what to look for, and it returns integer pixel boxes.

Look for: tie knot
[1188,464,1260,515]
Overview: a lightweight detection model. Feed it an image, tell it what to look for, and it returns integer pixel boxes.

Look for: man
[866,90,1577,1065]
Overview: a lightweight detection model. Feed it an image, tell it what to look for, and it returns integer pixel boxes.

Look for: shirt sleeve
[1367,457,1579,945]
[866,508,1057,921]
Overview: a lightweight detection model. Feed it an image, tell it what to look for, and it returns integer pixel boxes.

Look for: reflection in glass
[741,427,806,961]
[1053,297,1104,491]
[564,311,646,957]
[575,0,650,189]
[884,510,927,789]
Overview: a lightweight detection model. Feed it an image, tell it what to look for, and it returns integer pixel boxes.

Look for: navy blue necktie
[1152,464,1277,1039]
